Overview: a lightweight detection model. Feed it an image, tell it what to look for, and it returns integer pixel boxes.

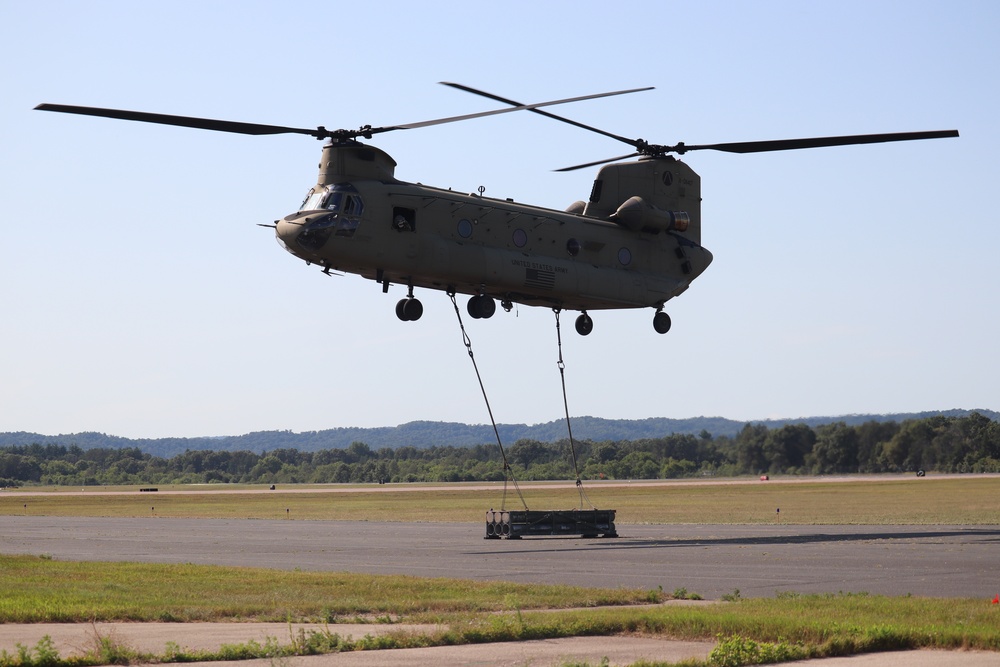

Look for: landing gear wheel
[403,297,423,321]
[396,297,423,321]
[467,294,496,319]
[653,311,671,334]
[467,296,482,319]
[575,312,594,336]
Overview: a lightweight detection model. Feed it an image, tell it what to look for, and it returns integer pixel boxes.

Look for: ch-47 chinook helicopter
[36,85,958,336]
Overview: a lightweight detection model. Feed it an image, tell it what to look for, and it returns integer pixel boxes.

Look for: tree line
[1,413,998,488]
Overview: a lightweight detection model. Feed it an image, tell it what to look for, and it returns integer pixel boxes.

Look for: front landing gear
[395,297,423,321]
[575,312,594,336]
[395,282,423,321]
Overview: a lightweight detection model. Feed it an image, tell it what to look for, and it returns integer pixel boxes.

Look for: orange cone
[992,594,999,605]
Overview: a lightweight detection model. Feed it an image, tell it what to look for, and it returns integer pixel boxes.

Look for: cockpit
[292,183,365,250]
[300,183,365,218]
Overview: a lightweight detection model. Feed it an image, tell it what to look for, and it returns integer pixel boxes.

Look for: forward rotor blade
[676,130,960,154]
[372,86,657,135]
[440,82,650,148]
[555,153,640,172]
[34,103,324,138]
[37,87,656,142]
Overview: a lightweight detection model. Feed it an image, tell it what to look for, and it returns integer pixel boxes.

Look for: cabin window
[392,207,416,232]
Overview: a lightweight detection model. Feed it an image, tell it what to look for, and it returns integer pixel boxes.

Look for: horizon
[4,407,996,442]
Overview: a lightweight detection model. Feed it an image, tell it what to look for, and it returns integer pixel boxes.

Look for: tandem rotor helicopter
[36,84,958,336]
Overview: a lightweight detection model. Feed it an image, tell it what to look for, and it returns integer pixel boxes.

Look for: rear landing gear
[467,294,496,319]
[575,312,594,336]
[653,310,671,334]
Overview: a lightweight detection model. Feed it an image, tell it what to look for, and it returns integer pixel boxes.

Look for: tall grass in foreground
[2,594,998,667]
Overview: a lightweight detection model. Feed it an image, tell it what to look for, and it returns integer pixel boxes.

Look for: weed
[83,624,140,665]
[673,586,703,600]
[162,642,182,662]
[709,634,808,666]
[721,589,742,602]
[1,636,62,667]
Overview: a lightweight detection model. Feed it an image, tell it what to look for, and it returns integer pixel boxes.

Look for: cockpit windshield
[299,189,327,211]
[293,184,365,250]
[299,184,365,215]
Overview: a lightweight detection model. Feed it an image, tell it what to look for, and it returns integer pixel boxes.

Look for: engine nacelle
[610,196,689,233]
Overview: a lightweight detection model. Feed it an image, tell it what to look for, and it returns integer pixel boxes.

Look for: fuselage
[275,142,713,312]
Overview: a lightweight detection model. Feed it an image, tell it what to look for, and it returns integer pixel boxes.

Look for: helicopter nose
[275,216,301,251]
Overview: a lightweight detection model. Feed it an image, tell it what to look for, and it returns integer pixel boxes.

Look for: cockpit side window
[324,192,343,211]
[343,195,362,217]
[335,194,363,237]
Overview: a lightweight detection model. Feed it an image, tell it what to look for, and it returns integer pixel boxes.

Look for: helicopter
[35,85,958,336]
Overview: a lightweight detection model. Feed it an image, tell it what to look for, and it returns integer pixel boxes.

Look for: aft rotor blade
[676,130,960,154]
[440,82,650,148]
[34,103,325,138]
[370,86,657,135]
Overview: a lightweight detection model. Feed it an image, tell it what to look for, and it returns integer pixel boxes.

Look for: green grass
[4,476,1000,524]
[2,556,999,667]
[0,555,656,623]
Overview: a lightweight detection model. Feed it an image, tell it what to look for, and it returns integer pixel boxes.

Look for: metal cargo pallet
[485,508,617,539]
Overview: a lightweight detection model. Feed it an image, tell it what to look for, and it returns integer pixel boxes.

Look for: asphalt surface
[2,516,999,599]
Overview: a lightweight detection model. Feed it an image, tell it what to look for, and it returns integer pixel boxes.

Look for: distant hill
[2,409,996,458]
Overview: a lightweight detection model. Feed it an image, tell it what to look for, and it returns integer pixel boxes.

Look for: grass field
[1,554,998,666]
[2,476,998,666]
[3,476,999,524]
[0,554,656,623]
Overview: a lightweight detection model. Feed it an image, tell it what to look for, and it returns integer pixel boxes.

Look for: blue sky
[1,1,996,438]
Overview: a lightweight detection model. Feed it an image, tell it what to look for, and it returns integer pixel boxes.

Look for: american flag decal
[524,268,555,290]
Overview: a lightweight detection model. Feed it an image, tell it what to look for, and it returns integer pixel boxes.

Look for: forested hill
[2,409,997,457]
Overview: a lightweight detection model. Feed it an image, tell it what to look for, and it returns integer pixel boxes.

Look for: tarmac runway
[3,516,999,599]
